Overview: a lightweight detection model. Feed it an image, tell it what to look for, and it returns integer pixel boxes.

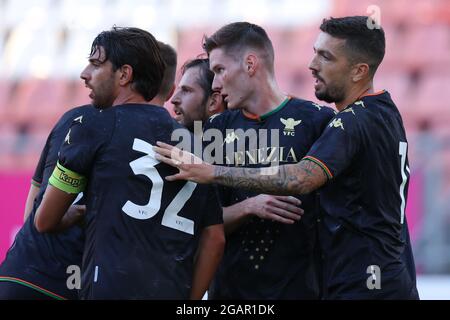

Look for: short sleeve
[49,111,113,193]
[32,132,52,186]
[305,112,361,179]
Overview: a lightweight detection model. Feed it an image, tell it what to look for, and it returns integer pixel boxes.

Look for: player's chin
[174,114,183,123]
[314,85,325,96]
[226,102,239,110]
[314,90,331,103]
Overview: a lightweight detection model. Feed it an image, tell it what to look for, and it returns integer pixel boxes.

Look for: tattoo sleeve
[214,159,328,195]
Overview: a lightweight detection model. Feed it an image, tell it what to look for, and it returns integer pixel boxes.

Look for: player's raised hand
[153,141,215,184]
[245,195,304,224]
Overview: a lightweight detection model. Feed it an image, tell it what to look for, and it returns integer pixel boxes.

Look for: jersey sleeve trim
[31,179,41,188]
[48,161,87,194]
[303,156,333,179]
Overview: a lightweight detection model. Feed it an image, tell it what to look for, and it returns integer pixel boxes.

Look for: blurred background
[1,0,449,299]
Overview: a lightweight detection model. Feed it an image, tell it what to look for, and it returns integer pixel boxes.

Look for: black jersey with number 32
[305,91,419,299]
[53,104,222,299]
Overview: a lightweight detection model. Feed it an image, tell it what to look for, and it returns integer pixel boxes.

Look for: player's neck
[245,78,286,116]
[335,82,373,111]
[113,90,147,106]
[149,95,165,107]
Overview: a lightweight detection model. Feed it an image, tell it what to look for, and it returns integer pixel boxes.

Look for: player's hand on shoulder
[153,141,215,184]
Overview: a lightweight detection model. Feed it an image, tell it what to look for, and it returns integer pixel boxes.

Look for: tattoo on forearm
[214,159,328,195]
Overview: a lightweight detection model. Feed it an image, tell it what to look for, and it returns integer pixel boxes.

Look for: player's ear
[118,64,133,86]
[351,63,370,82]
[245,53,258,77]
[207,91,225,115]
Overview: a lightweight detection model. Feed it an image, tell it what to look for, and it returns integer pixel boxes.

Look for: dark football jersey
[400,216,419,298]
[204,97,335,299]
[0,105,97,300]
[305,91,419,299]
[52,104,222,299]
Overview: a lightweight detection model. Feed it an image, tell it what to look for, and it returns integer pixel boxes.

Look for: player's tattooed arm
[153,141,328,194]
[214,159,328,195]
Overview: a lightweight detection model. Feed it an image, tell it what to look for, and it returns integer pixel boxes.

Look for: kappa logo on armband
[59,171,82,187]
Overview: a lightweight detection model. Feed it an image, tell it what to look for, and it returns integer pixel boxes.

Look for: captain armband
[48,161,87,194]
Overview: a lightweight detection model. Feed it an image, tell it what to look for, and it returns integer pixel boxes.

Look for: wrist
[241,197,253,217]
[206,163,216,184]
[210,162,227,184]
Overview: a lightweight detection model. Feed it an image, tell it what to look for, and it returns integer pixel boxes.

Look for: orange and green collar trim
[357,89,386,100]
[242,96,291,121]
[0,276,67,300]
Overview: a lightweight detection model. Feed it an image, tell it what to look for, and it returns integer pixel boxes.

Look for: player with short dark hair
[153,41,178,105]
[154,17,419,299]
[203,21,275,75]
[171,22,335,299]
[171,58,226,131]
[312,16,385,105]
[0,39,181,300]
[319,16,385,78]
[87,27,164,103]
[33,27,224,299]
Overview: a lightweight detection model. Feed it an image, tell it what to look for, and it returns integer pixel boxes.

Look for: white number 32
[122,139,197,235]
